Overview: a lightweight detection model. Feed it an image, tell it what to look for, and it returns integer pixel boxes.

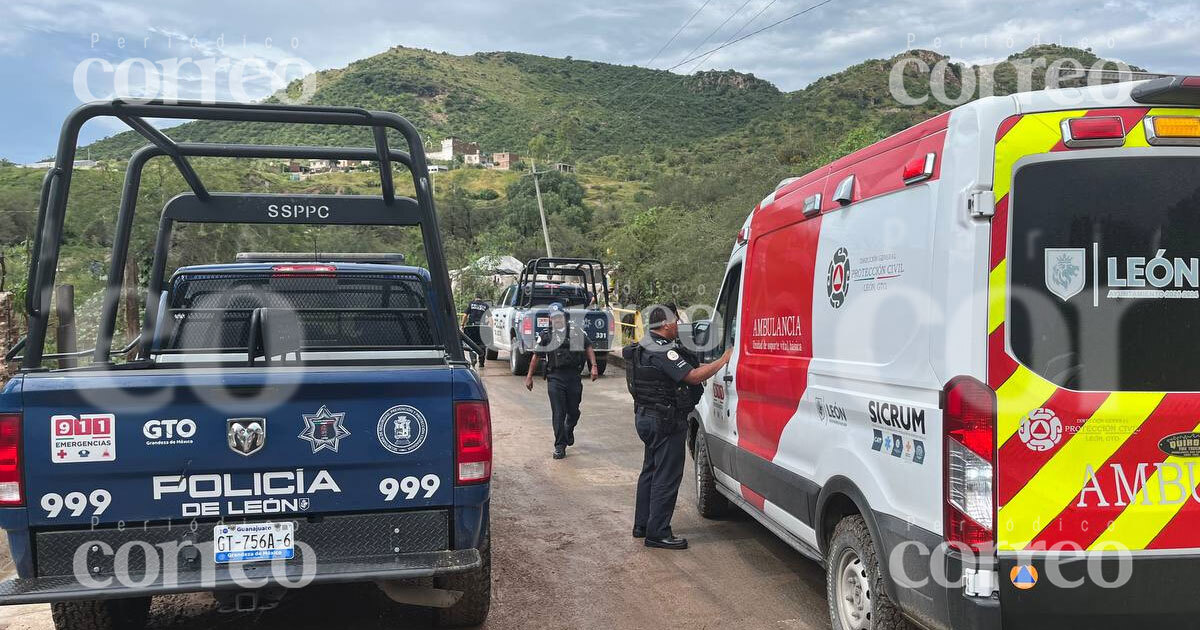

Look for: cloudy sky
[0,0,1195,162]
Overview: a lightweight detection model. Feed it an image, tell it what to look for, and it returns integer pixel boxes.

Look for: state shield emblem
[1044,248,1086,301]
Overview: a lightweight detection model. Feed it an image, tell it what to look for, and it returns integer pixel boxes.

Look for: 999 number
[379,474,440,501]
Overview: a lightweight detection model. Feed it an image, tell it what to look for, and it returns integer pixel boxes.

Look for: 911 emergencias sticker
[51,414,116,463]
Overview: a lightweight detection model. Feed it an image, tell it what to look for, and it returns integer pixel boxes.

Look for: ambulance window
[1007,155,1200,391]
[713,263,742,357]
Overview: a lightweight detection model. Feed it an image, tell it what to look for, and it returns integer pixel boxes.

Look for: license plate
[214,522,294,563]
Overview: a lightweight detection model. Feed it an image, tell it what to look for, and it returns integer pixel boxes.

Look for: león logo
[1018,408,1063,452]
[1044,248,1086,301]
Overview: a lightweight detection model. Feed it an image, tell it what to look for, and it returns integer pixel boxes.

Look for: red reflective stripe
[997,389,1108,507]
[996,115,1023,142]
[987,327,1018,390]
[990,194,1009,270]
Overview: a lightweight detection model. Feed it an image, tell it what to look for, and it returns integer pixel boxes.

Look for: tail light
[943,377,995,553]
[609,316,615,334]
[1145,116,1200,146]
[521,317,533,336]
[455,401,492,484]
[1061,116,1126,148]
[0,414,22,506]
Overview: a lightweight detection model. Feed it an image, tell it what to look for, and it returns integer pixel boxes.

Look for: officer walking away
[464,293,491,366]
[525,302,599,459]
[624,304,731,550]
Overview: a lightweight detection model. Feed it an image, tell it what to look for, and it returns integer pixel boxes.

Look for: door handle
[723,373,734,383]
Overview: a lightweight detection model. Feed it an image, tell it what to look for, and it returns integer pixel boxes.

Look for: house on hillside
[493,152,518,171]
[429,137,480,162]
[464,152,485,166]
[553,162,575,174]
[308,159,332,172]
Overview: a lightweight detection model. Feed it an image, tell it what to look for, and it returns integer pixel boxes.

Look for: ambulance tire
[826,515,912,630]
[693,424,731,518]
[51,597,151,630]
[434,529,491,628]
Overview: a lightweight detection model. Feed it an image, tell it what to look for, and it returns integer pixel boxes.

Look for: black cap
[647,303,679,329]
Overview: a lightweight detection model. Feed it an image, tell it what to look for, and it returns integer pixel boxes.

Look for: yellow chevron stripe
[997,392,1164,550]
[993,110,1086,200]
[988,259,1006,333]
[995,365,1058,448]
[1086,417,1200,551]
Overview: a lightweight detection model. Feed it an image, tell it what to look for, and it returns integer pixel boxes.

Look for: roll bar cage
[20,99,464,369]
[515,257,610,309]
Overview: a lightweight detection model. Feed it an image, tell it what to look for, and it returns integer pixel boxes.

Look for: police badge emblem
[376,404,429,455]
[298,406,351,453]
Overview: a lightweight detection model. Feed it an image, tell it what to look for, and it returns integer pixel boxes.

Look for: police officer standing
[525,302,599,459]
[624,304,731,550]
[464,293,491,366]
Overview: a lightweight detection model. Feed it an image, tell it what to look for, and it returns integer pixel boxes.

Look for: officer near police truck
[624,304,731,550]
[525,302,599,459]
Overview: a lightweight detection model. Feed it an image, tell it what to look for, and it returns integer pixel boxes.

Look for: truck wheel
[485,348,499,361]
[51,597,151,630]
[694,424,731,518]
[508,339,530,376]
[434,529,491,628]
[826,515,912,630]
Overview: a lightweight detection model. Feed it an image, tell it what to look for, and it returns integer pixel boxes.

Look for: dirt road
[0,361,830,629]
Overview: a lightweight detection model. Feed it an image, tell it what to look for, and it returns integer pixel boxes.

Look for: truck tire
[693,424,731,518]
[485,348,499,361]
[434,529,491,628]
[508,337,531,376]
[51,597,151,630]
[826,515,913,630]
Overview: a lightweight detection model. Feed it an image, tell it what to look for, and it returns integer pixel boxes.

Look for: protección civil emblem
[1044,248,1085,301]
[827,247,850,308]
[377,405,429,455]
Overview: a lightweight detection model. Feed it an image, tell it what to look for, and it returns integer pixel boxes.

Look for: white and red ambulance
[689,75,1200,629]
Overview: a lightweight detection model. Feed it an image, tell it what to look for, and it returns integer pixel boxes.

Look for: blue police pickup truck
[0,101,491,629]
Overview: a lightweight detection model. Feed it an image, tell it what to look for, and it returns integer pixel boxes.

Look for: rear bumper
[0,548,481,605]
[997,552,1200,629]
[0,509,484,606]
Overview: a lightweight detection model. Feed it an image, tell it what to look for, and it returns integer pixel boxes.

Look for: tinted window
[1009,156,1200,391]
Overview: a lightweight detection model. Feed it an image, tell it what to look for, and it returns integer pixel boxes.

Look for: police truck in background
[0,101,492,629]
[688,76,1200,629]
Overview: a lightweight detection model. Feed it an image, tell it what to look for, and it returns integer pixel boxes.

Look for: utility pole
[531,157,553,257]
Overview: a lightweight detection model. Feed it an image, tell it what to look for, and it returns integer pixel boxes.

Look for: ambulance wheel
[434,529,491,628]
[826,515,912,630]
[693,424,731,518]
[51,597,151,630]
[485,348,499,361]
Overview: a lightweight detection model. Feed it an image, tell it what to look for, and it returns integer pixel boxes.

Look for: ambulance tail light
[455,401,492,484]
[1061,116,1126,148]
[943,377,995,553]
[0,413,22,506]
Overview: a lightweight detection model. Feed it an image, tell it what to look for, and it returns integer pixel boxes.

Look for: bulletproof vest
[544,327,586,373]
[625,344,682,411]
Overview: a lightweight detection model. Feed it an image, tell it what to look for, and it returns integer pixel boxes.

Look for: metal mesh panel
[163,272,438,351]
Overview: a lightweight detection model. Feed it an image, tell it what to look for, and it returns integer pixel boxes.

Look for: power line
[666,0,835,71]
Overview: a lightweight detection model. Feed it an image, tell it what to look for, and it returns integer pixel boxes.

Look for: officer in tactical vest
[623,304,731,550]
[463,293,491,366]
[525,302,599,459]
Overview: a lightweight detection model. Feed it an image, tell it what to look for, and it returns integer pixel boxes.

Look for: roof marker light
[802,193,822,217]
[902,153,936,185]
[1145,116,1200,146]
[271,264,337,276]
[1061,116,1126,148]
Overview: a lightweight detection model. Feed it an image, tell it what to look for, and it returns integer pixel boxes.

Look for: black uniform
[536,324,591,450]
[464,299,490,363]
[623,332,702,540]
